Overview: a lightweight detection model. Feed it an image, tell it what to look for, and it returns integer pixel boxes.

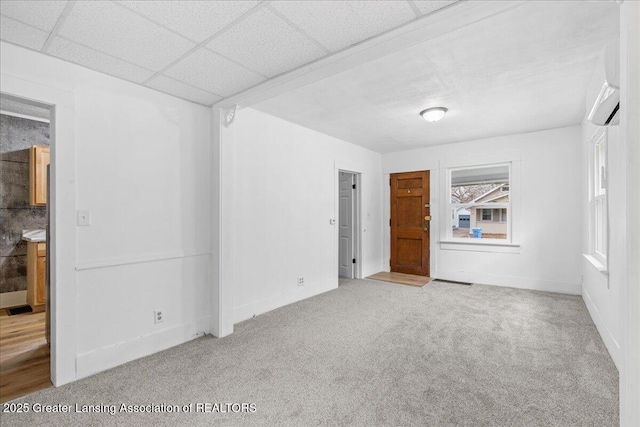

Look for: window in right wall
[590,128,608,265]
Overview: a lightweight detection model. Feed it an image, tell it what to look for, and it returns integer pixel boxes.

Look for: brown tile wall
[0,114,49,294]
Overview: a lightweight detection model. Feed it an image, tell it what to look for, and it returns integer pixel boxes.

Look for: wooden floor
[0,309,52,402]
[366,271,432,287]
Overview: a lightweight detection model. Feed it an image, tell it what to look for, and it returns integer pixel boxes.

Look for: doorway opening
[0,93,53,401]
[338,171,360,279]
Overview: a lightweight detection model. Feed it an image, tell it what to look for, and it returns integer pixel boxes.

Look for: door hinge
[389,218,391,226]
[352,258,356,264]
[352,184,356,189]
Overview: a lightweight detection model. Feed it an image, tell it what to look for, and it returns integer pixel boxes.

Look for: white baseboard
[0,290,27,309]
[234,280,337,324]
[75,315,211,380]
[582,287,620,370]
[435,270,581,295]
[360,263,387,278]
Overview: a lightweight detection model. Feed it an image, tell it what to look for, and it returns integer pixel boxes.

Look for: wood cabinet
[30,145,50,206]
[27,242,46,312]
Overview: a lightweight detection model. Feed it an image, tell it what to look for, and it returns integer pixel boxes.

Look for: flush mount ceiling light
[419,107,448,122]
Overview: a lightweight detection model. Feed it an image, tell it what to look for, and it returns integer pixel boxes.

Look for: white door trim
[1,74,77,386]
[335,167,362,280]
[338,171,355,279]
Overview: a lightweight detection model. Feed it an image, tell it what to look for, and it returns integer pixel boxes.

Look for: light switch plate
[77,210,91,226]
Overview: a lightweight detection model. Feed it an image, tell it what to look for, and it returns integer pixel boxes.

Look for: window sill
[583,254,609,276]
[439,240,521,253]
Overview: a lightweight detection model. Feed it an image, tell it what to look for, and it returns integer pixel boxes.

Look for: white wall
[582,8,640,422]
[580,48,623,369]
[220,108,383,324]
[619,3,640,424]
[382,126,582,295]
[1,42,212,383]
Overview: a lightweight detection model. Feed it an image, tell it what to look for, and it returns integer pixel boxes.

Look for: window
[450,164,510,240]
[499,208,507,223]
[590,129,608,263]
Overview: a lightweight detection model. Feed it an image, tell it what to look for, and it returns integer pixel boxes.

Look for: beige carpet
[2,279,618,426]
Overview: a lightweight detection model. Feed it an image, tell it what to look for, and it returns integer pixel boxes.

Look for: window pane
[590,128,607,262]
[451,165,509,203]
[595,138,606,197]
[452,207,509,239]
[595,198,607,256]
[451,165,509,240]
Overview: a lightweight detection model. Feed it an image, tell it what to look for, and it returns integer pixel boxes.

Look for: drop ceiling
[0,1,620,153]
[0,0,459,106]
[254,0,620,152]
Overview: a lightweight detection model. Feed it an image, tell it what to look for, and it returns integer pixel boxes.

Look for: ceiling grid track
[113,1,202,45]
[157,75,225,100]
[141,1,273,86]
[0,14,44,32]
[52,35,157,75]
[406,1,423,19]
[41,0,76,53]
[114,0,269,83]
[265,4,331,55]
[200,47,270,80]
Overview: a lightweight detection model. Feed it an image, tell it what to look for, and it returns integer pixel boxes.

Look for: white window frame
[589,128,608,266]
[447,162,512,243]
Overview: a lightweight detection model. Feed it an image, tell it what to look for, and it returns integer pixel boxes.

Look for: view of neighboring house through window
[499,208,507,222]
[450,164,510,240]
[591,129,607,263]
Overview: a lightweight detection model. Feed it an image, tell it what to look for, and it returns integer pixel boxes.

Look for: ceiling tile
[270,1,416,52]
[255,1,619,153]
[208,7,326,77]
[48,37,155,83]
[0,15,49,51]
[413,1,458,16]
[165,48,266,98]
[116,0,259,43]
[0,0,68,32]
[146,75,222,106]
[57,1,196,71]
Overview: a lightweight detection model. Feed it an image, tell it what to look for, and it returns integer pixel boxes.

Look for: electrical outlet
[297,277,304,287]
[154,310,164,324]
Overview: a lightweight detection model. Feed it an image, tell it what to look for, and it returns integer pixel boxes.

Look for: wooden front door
[390,171,430,276]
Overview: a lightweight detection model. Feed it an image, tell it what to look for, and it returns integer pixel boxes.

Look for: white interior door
[339,172,354,278]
